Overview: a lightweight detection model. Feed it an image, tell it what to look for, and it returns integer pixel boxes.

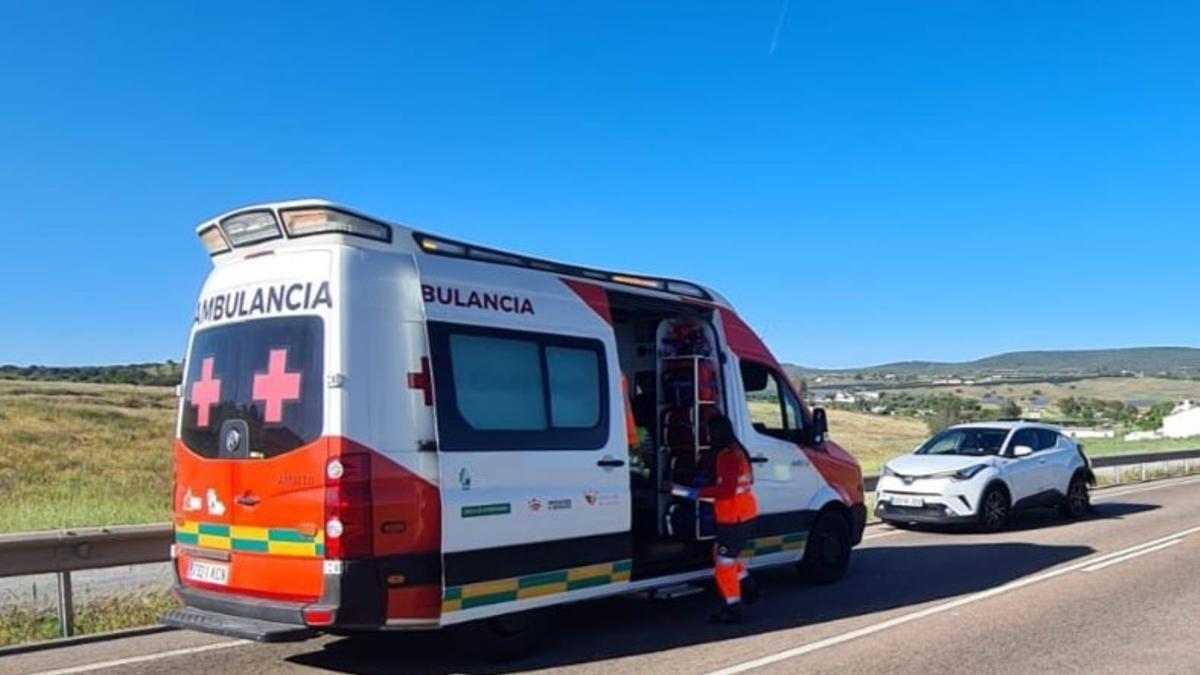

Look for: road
[4,476,1199,675]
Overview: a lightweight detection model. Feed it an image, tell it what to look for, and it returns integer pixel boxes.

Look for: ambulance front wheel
[457,607,556,663]
[798,509,852,584]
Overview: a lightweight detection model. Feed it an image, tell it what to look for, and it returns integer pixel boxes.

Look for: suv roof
[950,421,1062,432]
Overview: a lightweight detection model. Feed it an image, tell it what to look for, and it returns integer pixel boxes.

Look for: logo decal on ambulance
[205,488,226,516]
[182,488,202,512]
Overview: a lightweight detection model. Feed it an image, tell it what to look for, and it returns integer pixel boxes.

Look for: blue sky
[2,2,1198,368]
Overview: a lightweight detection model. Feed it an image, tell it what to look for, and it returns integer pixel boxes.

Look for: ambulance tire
[797,509,852,585]
[458,607,556,663]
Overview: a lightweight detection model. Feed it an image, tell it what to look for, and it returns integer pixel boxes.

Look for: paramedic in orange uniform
[667,414,759,623]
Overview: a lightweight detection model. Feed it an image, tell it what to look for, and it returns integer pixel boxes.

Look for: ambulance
[162,199,866,654]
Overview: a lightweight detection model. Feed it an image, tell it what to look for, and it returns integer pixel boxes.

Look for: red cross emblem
[253,349,302,424]
[189,357,222,428]
[407,356,433,407]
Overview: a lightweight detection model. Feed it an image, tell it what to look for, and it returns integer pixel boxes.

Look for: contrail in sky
[769,0,790,55]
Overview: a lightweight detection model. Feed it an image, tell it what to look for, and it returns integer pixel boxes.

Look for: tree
[1000,399,1022,419]
[926,396,964,434]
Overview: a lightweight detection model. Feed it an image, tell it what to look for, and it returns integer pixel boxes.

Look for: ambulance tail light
[281,207,392,243]
[323,448,373,560]
[302,607,336,627]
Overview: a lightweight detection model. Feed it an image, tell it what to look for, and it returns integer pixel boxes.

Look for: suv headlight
[953,464,987,481]
[882,465,897,477]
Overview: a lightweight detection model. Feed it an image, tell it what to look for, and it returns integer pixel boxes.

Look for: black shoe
[742,577,760,605]
[710,603,744,624]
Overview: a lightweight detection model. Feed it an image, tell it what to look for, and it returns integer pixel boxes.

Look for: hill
[0,362,182,387]
[787,347,1200,379]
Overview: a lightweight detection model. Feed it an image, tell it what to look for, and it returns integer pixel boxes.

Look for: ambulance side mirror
[804,407,829,448]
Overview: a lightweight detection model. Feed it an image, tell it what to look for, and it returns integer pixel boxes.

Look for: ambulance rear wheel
[798,509,852,584]
[459,607,555,663]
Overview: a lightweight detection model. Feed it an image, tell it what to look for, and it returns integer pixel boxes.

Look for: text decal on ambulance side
[422,284,535,316]
[194,281,332,325]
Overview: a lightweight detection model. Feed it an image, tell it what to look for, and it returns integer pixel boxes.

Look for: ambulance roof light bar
[221,210,282,247]
[199,225,231,256]
[280,207,392,243]
[414,233,712,301]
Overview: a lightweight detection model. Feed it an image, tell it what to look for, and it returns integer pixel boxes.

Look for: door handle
[597,458,626,468]
[236,494,261,507]
[750,456,769,464]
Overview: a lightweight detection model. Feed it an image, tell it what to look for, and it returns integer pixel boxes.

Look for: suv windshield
[916,427,1009,457]
[180,316,324,459]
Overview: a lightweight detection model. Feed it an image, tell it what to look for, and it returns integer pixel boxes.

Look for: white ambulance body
[164,199,866,645]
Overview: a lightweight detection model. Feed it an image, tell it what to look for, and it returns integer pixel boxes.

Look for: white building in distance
[1163,401,1200,439]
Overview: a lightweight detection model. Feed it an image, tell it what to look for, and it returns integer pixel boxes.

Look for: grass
[0,381,1194,534]
[0,589,179,647]
[1077,436,1200,457]
[748,401,930,474]
[893,376,1200,406]
[0,380,176,533]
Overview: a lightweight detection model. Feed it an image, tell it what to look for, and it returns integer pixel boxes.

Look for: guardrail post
[57,570,75,637]
[1141,463,1146,482]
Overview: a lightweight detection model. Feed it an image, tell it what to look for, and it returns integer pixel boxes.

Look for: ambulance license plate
[891,495,925,508]
[187,560,230,586]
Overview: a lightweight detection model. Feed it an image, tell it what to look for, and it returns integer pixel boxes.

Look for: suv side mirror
[1012,445,1034,458]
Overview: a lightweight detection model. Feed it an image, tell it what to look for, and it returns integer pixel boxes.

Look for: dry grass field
[1,382,1193,535]
[898,376,1200,406]
[0,380,176,533]
[747,400,929,473]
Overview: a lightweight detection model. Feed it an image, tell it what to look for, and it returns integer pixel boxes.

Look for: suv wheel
[1059,474,1090,519]
[977,485,1010,533]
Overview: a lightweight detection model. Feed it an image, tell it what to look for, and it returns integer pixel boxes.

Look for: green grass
[0,590,179,647]
[1077,436,1200,457]
[0,381,176,533]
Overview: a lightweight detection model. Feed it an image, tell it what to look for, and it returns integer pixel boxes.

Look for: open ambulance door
[426,321,632,623]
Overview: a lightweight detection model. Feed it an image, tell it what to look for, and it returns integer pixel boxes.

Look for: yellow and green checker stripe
[175,520,325,558]
[443,559,632,613]
[740,532,807,559]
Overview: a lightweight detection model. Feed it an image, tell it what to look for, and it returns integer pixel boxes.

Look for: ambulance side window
[428,322,609,451]
[740,360,803,443]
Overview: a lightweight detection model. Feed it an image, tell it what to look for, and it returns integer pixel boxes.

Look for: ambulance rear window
[180,316,324,459]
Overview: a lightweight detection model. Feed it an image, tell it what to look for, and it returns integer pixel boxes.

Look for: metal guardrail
[1,448,1197,639]
[0,523,171,637]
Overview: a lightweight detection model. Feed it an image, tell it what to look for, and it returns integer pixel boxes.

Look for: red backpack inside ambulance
[163,199,866,649]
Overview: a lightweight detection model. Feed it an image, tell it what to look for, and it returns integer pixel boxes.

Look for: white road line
[1083,539,1183,572]
[27,639,250,675]
[703,524,1200,675]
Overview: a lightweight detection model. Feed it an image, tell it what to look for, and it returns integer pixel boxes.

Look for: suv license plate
[892,495,925,508]
[187,560,230,586]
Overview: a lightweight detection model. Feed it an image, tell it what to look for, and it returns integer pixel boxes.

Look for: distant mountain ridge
[787,347,1200,377]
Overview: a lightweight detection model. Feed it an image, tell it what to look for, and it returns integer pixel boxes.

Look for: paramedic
[666,414,759,623]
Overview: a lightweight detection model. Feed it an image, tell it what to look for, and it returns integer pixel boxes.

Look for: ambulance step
[649,583,705,600]
[160,607,316,643]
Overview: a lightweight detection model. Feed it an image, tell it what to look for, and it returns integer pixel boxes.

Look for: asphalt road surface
[5,476,1199,675]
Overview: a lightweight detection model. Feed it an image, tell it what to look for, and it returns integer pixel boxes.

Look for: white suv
[875,422,1093,532]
